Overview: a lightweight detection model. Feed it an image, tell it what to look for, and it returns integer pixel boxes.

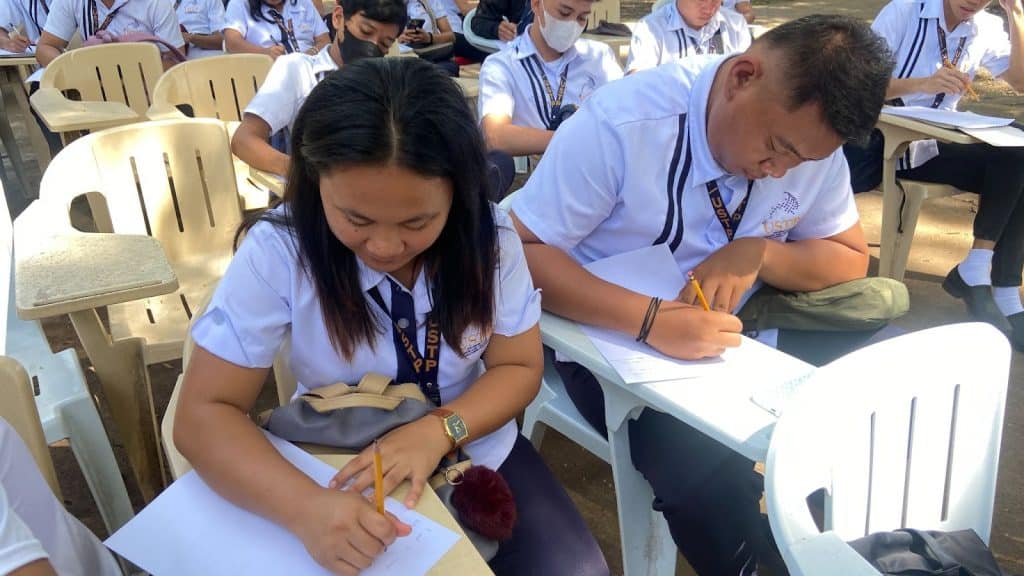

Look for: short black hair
[341,0,408,29]
[756,14,894,143]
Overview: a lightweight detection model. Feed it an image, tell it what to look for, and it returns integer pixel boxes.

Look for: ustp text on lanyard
[368,281,442,406]
[267,7,299,53]
[707,179,754,242]
[533,55,570,129]
[89,0,124,35]
[932,21,967,109]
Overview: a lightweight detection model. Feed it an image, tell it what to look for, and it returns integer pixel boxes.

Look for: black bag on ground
[848,528,1003,576]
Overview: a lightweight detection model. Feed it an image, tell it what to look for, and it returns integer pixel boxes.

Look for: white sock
[993,286,1024,317]
[956,249,994,286]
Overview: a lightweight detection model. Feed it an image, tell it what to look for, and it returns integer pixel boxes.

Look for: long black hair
[242,58,498,361]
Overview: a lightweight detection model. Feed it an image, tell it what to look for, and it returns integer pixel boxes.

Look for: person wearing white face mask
[477,0,622,198]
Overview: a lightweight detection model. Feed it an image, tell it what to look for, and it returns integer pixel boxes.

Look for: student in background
[401,0,490,63]
[176,57,610,576]
[176,0,227,59]
[723,0,753,23]
[0,0,49,54]
[231,0,406,177]
[224,0,329,59]
[626,0,750,74]
[478,0,622,196]
[845,0,1024,350]
[510,15,900,574]
[0,417,121,576]
[470,0,530,41]
[36,0,186,71]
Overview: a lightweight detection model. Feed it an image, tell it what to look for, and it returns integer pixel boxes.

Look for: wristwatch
[430,408,469,449]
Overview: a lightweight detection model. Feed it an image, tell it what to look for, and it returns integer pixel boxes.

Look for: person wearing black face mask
[231,0,408,178]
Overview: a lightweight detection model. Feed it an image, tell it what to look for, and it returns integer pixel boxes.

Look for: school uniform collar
[510,24,580,62]
[357,258,434,315]
[312,44,340,75]
[686,56,729,187]
[922,0,978,37]
[665,4,724,43]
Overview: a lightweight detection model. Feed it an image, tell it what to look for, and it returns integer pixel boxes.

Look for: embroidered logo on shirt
[460,327,490,357]
[761,191,802,239]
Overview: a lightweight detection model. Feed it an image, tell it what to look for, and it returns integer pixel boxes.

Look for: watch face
[447,416,469,443]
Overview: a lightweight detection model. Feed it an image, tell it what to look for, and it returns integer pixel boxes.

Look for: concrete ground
[2,0,1022,574]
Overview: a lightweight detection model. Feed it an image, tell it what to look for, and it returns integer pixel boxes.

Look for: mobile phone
[407,18,425,30]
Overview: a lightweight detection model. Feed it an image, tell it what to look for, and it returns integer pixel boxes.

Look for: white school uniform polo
[0,419,121,576]
[192,207,541,471]
[436,0,463,34]
[510,56,860,309]
[625,2,749,73]
[0,0,50,43]
[872,0,1010,169]
[43,0,184,46]
[176,0,225,59]
[478,27,623,130]
[244,44,336,136]
[223,0,327,53]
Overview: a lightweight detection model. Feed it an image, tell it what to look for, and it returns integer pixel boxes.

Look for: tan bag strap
[356,373,393,395]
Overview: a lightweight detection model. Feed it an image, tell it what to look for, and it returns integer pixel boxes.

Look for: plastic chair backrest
[150,54,273,121]
[40,42,164,117]
[37,118,243,266]
[766,323,1010,573]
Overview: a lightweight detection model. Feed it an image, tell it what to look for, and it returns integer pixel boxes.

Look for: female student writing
[174,57,608,576]
[224,0,330,58]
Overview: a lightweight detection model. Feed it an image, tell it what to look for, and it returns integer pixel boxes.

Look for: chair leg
[61,395,135,533]
[880,183,926,282]
[602,382,677,576]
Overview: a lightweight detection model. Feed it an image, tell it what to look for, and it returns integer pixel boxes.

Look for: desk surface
[16,233,178,320]
[877,111,979,145]
[541,312,812,462]
[0,54,37,67]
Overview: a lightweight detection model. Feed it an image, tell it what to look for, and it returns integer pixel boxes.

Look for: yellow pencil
[688,271,711,312]
[372,440,385,515]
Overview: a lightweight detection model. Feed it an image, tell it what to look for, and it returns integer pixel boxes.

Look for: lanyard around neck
[533,55,570,123]
[932,20,967,109]
[267,7,298,53]
[89,0,124,35]
[707,179,754,242]
[368,280,442,406]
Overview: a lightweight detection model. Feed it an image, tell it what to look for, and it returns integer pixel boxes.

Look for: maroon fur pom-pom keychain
[449,466,517,541]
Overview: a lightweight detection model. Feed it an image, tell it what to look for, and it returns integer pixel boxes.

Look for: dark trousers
[454,32,492,63]
[554,359,774,576]
[845,135,1024,287]
[901,142,1024,287]
[491,434,610,576]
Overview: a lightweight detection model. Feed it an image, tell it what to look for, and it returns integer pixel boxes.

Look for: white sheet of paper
[0,45,34,56]
[882,105,1014,129]
[961,125,1024,147]
[105,433,460,576]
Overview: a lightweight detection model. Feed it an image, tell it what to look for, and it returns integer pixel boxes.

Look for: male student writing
[510,15,905,574]
[231,0,407,177]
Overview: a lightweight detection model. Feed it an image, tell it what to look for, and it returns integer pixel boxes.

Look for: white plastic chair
[765,322,1011,576]
[0,182,133,534]
[462,8,505,54]
[522,348,609,462]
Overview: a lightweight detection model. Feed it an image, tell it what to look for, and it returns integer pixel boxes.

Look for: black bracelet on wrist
[636,297,662,343]
[428,32,434,44]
